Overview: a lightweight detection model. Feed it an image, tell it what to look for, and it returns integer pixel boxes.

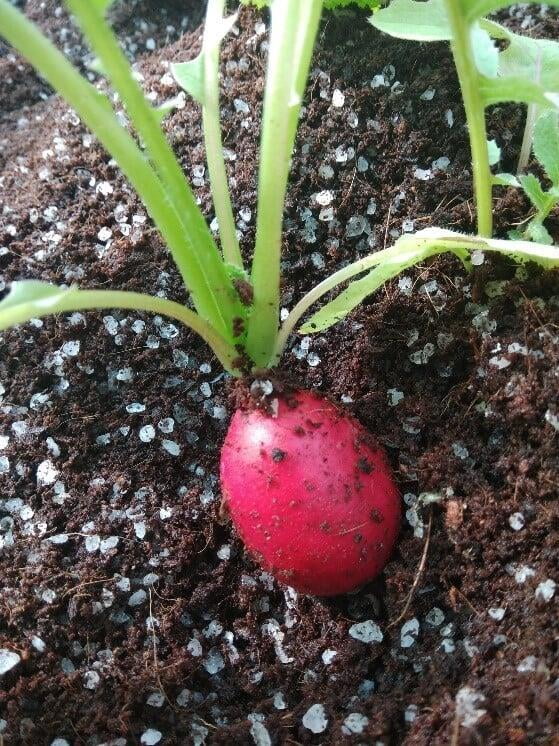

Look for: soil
[1,2,558,745]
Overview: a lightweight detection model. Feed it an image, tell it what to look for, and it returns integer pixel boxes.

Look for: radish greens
[497,111,559,244]
[0,0,558,377]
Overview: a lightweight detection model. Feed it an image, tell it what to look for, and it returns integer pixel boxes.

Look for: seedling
[371,0,559,238]
[0,0,558,595]
[496,111,559,244]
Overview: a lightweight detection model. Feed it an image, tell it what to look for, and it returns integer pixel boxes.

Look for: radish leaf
[471,24,498,77]
[493,172,520,187]
[299,247,430,333]
[479,75,559,108]
[297,230,559,334]
[487,139,500,166]
[519,173,549,212]
[370,0,559,237]
[172,55,205,104]
[0,281,241,372]
[526,221,553,245]
[172,12,237,105]
[483,20,559,93]
[533,110,559,186]
[369,0,451,41]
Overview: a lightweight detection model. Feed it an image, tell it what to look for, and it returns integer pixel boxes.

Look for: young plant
[370,0,559,238]
[496,111,559,244]
[485,21,559,175]
[0,0,558,595]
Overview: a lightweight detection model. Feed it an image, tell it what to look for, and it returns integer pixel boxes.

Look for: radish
[4,0,556,599]
[2,0,400,601]
[220,390,401,596]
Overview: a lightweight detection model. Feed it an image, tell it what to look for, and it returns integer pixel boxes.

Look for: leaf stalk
[443,0,493,236]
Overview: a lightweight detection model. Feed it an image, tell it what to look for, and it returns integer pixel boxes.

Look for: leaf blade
[480,75,559,108]
[526,220,553,245]
[171,55,205,104]
[369,0,451,41]
[0,281,242,373]
[171,12,237,105]
[519,173,549,212]
[471,24,498,78]
[492,24,559,93]
[493,172,520,187]
[487,138,501,166]
[300,247,429,333]
[533,110,559,186]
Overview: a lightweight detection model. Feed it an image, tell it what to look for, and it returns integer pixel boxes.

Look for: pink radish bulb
[220,390,400,596]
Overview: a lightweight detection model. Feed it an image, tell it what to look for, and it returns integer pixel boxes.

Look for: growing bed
[0,1,558,743]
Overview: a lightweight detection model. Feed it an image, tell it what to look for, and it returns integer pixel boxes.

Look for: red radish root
[220,390,401,596]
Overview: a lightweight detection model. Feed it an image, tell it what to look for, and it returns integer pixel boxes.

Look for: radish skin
[220,390,401,596]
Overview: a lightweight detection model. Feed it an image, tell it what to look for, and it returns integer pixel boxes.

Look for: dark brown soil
[1,2,558,745]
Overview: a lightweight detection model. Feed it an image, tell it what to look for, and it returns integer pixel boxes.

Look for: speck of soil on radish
[0,1,558,744]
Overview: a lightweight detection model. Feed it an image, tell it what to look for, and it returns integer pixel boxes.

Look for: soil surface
[1,2,558,745]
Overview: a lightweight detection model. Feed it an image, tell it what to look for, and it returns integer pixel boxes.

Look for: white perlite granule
[455,687,486,728]
[302,703,328,734]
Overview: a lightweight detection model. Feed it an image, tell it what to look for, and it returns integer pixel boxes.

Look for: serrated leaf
[519,173,549,212]
[300,248,428,333]
[471,25,498,78]
[526,220,553,245]
[533,110,559,186]
[0,281,74,330]
[369,0,451,42]
[487,139,500,166]
[493,172,520,187]
[171,55,204,104]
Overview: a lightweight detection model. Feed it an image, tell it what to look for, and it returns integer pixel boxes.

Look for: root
[148,588,175,711]
[387,508,433,630]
